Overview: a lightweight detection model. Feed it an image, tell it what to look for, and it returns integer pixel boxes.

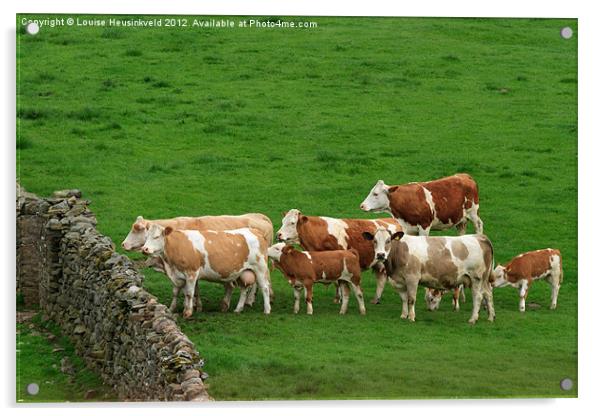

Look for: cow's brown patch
[451,240,469,260]
[205,232,250,278]
[504,249,560,283]
[424,238,458,287]
[165,231,205,273]
[297,216,341,251]
[388,184,434,229]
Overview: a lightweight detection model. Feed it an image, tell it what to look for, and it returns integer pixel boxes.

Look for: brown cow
[424,286,466,311]
[493,249,563,312]
[267,243,366,315]
[359,173,483,236]
[276,209,402,304]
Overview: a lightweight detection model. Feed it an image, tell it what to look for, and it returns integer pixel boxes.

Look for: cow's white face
[267,242,287,261]
[277,209,301,243]
[362,226,404,261]
[141,223,167,256]
[360,180,391,213]
[492,265,508,288]
[121,216,148,251]
[424,289,443,311]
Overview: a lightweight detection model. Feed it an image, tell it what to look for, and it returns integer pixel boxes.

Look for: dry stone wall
[16,184,210,401]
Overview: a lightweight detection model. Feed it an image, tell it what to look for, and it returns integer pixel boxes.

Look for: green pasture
[16,15,577,400]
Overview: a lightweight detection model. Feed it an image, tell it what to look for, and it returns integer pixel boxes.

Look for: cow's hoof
[400,314,408,319]
[360,309,367,315]
[339,311,347,315]
[488,316,495,322]
[333,299,341,304]
[550,305,557,310]
[183,311,193,319]
[468,319,477,325]
[370,298,381,305]
[220,303,230,313]
[233,309,243,314]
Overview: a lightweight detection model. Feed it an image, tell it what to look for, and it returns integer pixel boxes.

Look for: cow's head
[492,265,509,288]
[424,288,444,311]
[276,209,306,243]
[360,180,398,212]
[362,226,404,261]
[267,242,293,262]
[141,224,172,256]
[121,216,150,251]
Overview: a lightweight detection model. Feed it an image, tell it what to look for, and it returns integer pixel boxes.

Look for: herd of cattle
[121,173,563,324]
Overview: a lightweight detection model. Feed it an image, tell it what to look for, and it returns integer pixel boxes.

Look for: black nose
[376,253,385,260]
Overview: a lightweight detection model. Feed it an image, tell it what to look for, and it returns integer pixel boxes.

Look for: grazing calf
[267,243,366,315]
[492,249,563,312]
[121,213,273,311]
[363,226,495,324]
[424,285,466,311]
[277,209,402,304]
[359,173,483,236]
[142,224,272,318]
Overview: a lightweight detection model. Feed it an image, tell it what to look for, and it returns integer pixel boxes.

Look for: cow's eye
[386,239,391,244]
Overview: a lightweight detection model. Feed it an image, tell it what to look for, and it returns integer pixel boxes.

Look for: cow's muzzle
[376,253,386,260]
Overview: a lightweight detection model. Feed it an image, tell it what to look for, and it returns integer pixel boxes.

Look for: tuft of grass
[441,54,460,62]
[124,49,142,57]
[16,136,33,150]
[100,27,125,39]
[69,107,101,121]
[151,80,170,88]
[17,108,47,120]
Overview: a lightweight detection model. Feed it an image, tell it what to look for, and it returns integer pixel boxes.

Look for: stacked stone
[16,184,210,402]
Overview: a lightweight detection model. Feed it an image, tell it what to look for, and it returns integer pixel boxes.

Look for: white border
[3,1,601,416]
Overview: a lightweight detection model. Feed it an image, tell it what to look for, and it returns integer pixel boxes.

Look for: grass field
[16,15,577,400]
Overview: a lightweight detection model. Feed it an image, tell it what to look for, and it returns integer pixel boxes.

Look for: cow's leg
[349,281,367,315]
[468,278,484,324]
[371,267,387,304]
[245,283,257,307]
[331,281,341,304]
[234,285,250,313]
[406,280,418,322]
[255,265,272,315]
[293,285,302,314]
[460,284,466,303]
[482,281,495,321]
[398,288,409,319]
[417,225,431,236]
[304,281,314,315]
[518,279,530,312]
[456,220,468,236]
[182,276,197,319]
[170,282,182,312]
[467,205,484,234]
[194,280,202,312]
[339,281,351,315]
[220,282,234,313]
[547,270,561,310]
[452,287,460,311]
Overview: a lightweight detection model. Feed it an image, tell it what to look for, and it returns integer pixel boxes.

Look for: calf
[267,243,366,315]
[424,286,466,311]
[492,249,563,312]
[142,224,272,318]
[276,209,402,304]
[363,226,495,324]
[122,213,273,311]
[359,173,483,236]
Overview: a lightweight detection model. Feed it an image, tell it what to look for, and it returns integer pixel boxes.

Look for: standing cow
[267,243,366,315]
[121,214,273,312]
[276,209,402,304]
[492,249,563,312]
[359,173,483,236]
[141,224,272,318]
[362,226,495,324]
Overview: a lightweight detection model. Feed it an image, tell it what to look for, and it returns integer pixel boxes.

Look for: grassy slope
[17,16,577,400]
[16,314,115,402]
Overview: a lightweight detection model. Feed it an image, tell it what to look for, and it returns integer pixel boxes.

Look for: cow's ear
[362,232,374,241]
[134,222,145,231]
[391,231,404,241]
[281,211,287,218]
[282,245,293,253]
[164,226,174,236]
[299,215,309,224]
[386,185,398,194]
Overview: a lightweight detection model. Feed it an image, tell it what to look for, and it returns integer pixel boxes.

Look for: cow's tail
[479,235,495,284]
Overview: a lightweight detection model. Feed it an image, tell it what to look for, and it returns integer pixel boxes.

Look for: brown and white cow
[121,214,273,312]
[267,243,366,315]
[424,286,466,311]
[141,224,272,318]
[362,226,495,324]
[276,209,402,304]
[359,173,483,236]
[492,249,563,312]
